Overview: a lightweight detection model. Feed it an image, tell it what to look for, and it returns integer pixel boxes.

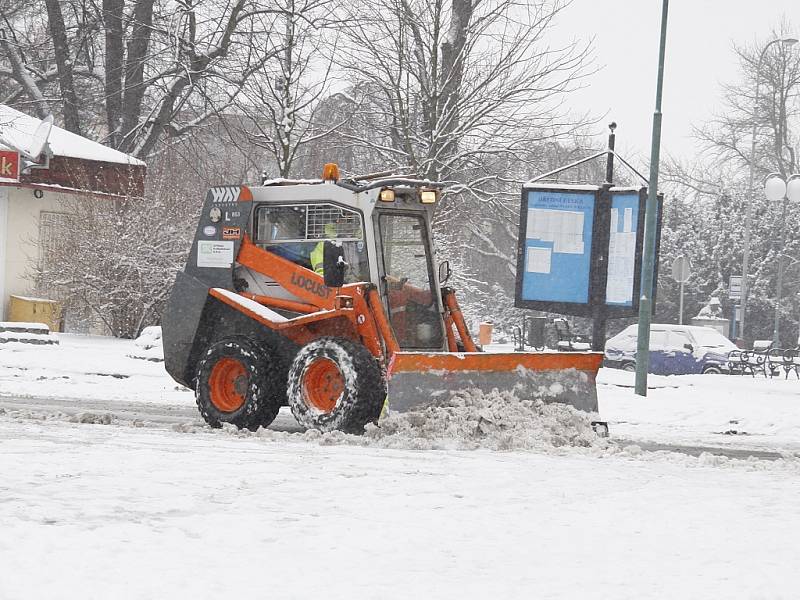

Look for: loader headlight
[380,188,396,202]
[420,189,437,204]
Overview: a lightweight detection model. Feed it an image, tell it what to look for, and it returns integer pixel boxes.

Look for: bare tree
[1,0,285,158]
[231,0,352,178]
[333,0,593,187]
[32,132,259,338]
[695,26,800,178]
[663,21,800,342]
[321,0,595,320]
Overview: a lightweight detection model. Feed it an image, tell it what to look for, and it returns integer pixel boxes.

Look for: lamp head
[764,173,787,202]
[786,175,800,203]
[780,37,799,47]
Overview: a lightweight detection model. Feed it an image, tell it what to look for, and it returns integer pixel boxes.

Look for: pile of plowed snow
[364,389,602,451]
[251,388,605,452]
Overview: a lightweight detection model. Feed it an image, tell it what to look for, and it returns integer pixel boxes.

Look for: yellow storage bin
[7,295,62,333]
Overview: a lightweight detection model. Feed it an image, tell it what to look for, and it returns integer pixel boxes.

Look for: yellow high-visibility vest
[310,242,325,274]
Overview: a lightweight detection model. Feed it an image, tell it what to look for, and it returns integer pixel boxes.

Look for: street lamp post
[765,174,800,344]
[634,0,670,397]
[740,37,798,344]
[797,292,800,346]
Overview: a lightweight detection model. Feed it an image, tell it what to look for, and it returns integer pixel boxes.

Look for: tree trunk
[43,0,82,135]
[120,0,156,152]
[438,0,472,133]
[103,0,125,148]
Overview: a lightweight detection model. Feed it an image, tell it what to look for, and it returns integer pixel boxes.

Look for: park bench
[553,318,591,352]
[775,348,800,379]
[727,349,747,375]
[727,347,770,377]
[727,342,800,378]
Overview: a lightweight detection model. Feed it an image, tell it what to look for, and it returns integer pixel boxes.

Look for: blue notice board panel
[520,190,595,304]
[605,193,640,307]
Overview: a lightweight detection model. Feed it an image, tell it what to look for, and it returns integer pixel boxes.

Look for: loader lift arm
[235,234,396,362]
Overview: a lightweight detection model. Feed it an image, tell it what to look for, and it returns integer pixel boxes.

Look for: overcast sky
[551,0,798,166]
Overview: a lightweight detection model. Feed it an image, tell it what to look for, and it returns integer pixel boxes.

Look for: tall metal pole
[591,123,617,352]
[635,0,669,397]
[796,292,800,346]
[679,279,684,325]
[740,70,763,344]
[741,37,798,343]
[773,196,789,344]
[605,122,617,184]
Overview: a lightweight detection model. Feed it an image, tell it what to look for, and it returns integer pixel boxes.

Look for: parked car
[604,324,737,375]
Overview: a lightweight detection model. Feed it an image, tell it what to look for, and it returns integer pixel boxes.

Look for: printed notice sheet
[606,207,636,303]
[526,246,552,274]
[526,209,585,254]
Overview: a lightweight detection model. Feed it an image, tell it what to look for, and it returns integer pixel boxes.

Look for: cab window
[254,204,369,282]
[378,213,443,349]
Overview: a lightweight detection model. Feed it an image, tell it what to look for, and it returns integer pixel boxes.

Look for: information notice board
[514,184,660,317]
[520,189,595,304]
[605,191,640,307]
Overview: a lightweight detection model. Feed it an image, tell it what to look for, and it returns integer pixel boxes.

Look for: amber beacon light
[322,163,340,182]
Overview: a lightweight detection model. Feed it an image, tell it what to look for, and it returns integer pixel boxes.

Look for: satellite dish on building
[20,114,54,160]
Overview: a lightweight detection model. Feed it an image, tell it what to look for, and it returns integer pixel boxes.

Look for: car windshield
[606,328,637,351]
[689,328,737,350]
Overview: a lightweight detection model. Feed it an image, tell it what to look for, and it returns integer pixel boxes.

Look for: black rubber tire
[621,362,636,372]
[703,365,723,375]
[287,336,385,434]
[195,337,282,431]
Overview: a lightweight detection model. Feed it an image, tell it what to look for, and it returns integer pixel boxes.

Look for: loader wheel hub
[303,358,344,413]
[209,358,247,412]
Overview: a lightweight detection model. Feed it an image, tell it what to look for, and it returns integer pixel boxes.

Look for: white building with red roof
[0,105,146,324]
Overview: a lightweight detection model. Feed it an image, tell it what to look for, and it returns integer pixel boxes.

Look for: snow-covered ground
[600,369,800,453]
[2,334,800,598]
[0,333,187,405]
[3,333,799,453]
[2,412,799,600]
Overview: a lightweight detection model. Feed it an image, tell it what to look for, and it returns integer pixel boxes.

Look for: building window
[38,211,68,272]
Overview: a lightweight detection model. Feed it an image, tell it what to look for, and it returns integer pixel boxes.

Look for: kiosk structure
[514,126,663,349]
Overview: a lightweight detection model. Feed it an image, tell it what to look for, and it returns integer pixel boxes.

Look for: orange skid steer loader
[162,164,604,433]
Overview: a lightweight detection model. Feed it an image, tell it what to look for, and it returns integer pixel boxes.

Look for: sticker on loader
[197,241,234,268]
[222,226,241,240]
[210,187,241,204]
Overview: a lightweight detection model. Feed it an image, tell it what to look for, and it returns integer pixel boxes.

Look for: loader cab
[373,193,445,350]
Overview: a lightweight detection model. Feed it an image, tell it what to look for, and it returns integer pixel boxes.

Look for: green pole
[635,0,669,396]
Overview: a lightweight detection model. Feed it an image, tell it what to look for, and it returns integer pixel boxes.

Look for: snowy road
[3,335,800,598]
[0,394,303,433]
[4,334,800,454]
[2,414,800,600]
[0,394,790,461]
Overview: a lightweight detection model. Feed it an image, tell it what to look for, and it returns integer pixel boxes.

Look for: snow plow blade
[385,352,603,413]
